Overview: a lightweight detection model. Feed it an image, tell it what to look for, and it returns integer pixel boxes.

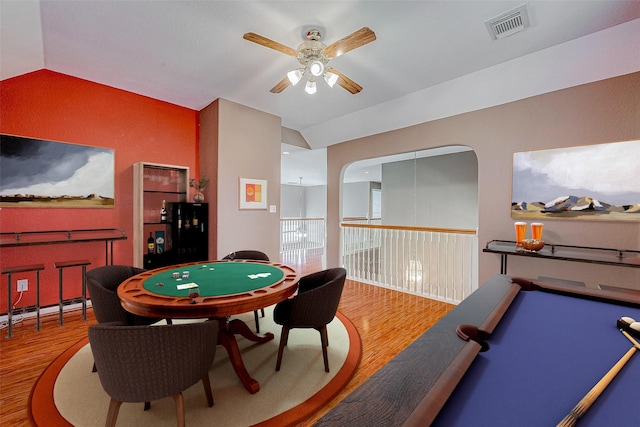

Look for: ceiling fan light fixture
[309,60,325,77]
[245,26,376,95]
[304,78,317,94]
[324,71,338,87]
[287,69,303,85]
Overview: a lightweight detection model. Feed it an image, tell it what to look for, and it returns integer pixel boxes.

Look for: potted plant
[189,177,209,202]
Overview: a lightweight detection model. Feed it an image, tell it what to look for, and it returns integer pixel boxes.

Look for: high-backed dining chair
[273,267,347,372]
[222,250,269,333]
[88,320,218,427]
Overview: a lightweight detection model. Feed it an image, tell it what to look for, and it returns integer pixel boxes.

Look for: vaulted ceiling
[2,1,639,184]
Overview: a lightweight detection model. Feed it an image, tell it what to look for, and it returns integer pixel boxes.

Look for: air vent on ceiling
[485,4,530,40]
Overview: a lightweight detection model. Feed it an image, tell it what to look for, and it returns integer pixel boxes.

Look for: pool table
[314,274,640,426]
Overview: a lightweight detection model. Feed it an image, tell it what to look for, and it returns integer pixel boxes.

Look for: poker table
[118,260,299,394]
[314,274,640,426]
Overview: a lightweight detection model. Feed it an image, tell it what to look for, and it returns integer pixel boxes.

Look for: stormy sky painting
[1,134,114,207]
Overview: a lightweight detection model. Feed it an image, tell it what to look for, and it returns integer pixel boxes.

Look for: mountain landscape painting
[512,140,640,222]
[0,134,114,207]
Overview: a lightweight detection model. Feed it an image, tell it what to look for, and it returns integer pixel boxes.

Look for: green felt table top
[142,262,285,297]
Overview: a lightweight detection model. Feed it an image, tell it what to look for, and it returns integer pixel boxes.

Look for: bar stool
[54,260,92,325]
[1,263,45,338]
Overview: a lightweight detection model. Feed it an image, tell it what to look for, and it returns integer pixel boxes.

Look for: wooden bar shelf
[483,240,640,274]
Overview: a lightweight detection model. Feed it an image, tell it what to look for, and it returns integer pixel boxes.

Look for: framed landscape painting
[511,140,640,221]
[239,177,267,210]
[0,134,115,208]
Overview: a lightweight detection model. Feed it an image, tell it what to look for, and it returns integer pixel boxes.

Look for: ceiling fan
[243,27,376,95]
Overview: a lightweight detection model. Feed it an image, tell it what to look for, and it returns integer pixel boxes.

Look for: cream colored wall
[327,72,640,290]
[200,98,282,261]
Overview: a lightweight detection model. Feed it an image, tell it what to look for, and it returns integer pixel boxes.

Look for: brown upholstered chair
[88,320,218,427]
[222,250,270,333]
[86,265,169,377]
[86,265,161,326]
[273,267,347,372]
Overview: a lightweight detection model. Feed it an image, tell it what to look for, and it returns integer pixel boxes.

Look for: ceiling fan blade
[324,27,376,59]
[243,32,298,57]
[328,68,363,94]
[270,76,291,93]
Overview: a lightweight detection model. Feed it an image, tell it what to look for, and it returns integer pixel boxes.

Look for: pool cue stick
[556,331,640,427]
[556,347,637,427]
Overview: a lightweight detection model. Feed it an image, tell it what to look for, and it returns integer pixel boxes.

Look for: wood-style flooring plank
[0,311,98,426]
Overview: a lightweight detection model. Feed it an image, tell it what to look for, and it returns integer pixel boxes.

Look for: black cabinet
[144,203,208,268]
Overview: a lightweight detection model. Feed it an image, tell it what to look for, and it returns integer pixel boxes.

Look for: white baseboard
[0,300,92,324]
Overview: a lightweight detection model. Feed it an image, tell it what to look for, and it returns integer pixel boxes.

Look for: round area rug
[29,307,361,426]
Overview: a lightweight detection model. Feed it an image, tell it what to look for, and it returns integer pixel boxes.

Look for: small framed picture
[239,177,267,210]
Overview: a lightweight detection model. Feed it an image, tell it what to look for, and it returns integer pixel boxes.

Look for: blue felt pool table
[431,277,640,426]
[314,274,640,426]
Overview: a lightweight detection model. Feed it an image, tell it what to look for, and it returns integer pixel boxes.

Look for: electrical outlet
[17,279,28,292]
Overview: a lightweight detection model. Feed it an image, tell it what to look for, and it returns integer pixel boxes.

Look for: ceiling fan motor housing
[297,37,328,76]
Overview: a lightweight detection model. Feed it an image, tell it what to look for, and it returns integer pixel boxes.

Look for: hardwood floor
[0,251,454,426]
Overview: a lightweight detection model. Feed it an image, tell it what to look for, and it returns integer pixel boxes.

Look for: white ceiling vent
[485,4,530,40]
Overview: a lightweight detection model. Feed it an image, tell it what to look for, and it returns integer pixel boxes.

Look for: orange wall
[0,70,198,312]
